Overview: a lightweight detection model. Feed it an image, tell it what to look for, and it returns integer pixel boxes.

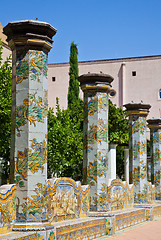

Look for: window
[159,89,161,99]
[52,77,56,82]
[132,71,136,76]
[109,90,116,98]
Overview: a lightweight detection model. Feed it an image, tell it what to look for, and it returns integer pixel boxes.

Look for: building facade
[0,22,11,63]
[48,56,161,120]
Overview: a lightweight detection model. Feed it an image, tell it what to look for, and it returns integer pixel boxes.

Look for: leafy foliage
[47,98,129,181]
[108,99,129,179]
[0,41,12,184]
[47,98,83,181]
[68,42,79,107]
[47,41,83,181]
[108,99,129,145]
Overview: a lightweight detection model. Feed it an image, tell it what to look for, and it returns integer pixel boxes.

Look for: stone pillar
[78,73,114,211]
[3,20,56,230]
[108,144,117,182]
[124,102,151,203]
[124,148,129,184]
[147,119,161,200]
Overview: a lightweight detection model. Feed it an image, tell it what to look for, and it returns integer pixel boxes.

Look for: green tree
[47,98,129,181]
[68,42,79,107]
[0,41,12,184]
[108,99,129,179]
[47,98,83,181]
[108,99,129,145]
[47,42,84,181]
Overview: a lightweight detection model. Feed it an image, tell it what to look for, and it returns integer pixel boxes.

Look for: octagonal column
[147,119,161,200]
[3,20,56,230]
[124,102,151,203]
[78,73,114,211]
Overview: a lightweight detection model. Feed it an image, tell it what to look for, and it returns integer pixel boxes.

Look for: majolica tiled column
[147,119,161,200]
[78,73,114,211]
[4,20,56,230]
[124,103,151,203]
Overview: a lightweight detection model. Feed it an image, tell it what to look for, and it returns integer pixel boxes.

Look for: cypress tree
[68,42,79,107]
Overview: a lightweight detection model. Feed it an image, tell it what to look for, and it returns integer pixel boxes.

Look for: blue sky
[1,0,161,63]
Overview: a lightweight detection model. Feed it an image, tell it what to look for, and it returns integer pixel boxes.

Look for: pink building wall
[48,56,161,120]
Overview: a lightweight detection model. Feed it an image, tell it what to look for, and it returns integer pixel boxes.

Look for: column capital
[147,118,161,129]
[3,20,57,53]
[124,102,151,116]
[78,73,114,93]
[123,148,129,152]
[109,143,118,149]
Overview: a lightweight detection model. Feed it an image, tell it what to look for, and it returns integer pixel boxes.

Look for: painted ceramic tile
[16,91,48,136]
[129,115,148,203]
[107,180,134,211]
[15,138,47,188]
[83,91,109,211]
[16,183,48,222]
[47,178,90,222]
[150,128,161,199]
[0,184,16,229]
[16,51,47,85]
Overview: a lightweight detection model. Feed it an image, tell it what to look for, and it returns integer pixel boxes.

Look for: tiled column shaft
[124,103,151,203]
[124,148,129,184]
[4,20,56,230]
[78,73,114,211]
[147,119,161,200]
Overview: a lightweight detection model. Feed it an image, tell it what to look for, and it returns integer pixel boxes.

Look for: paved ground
[97,218,161,240]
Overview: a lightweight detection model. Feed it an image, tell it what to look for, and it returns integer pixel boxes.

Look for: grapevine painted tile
[87,160,97,185]
[20,183,48,221]
[16,51,48,85]
[98,93,108,111]
[16,91,48,136]
[29,51,48,81]
[133,140,146,160]
[16,52,30,84]
[15,138,47,188]
[87,119,108,144]
[97,151,108,177]
[132,117,146,135]
[94,183,108,211]
[87,97,97,116]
